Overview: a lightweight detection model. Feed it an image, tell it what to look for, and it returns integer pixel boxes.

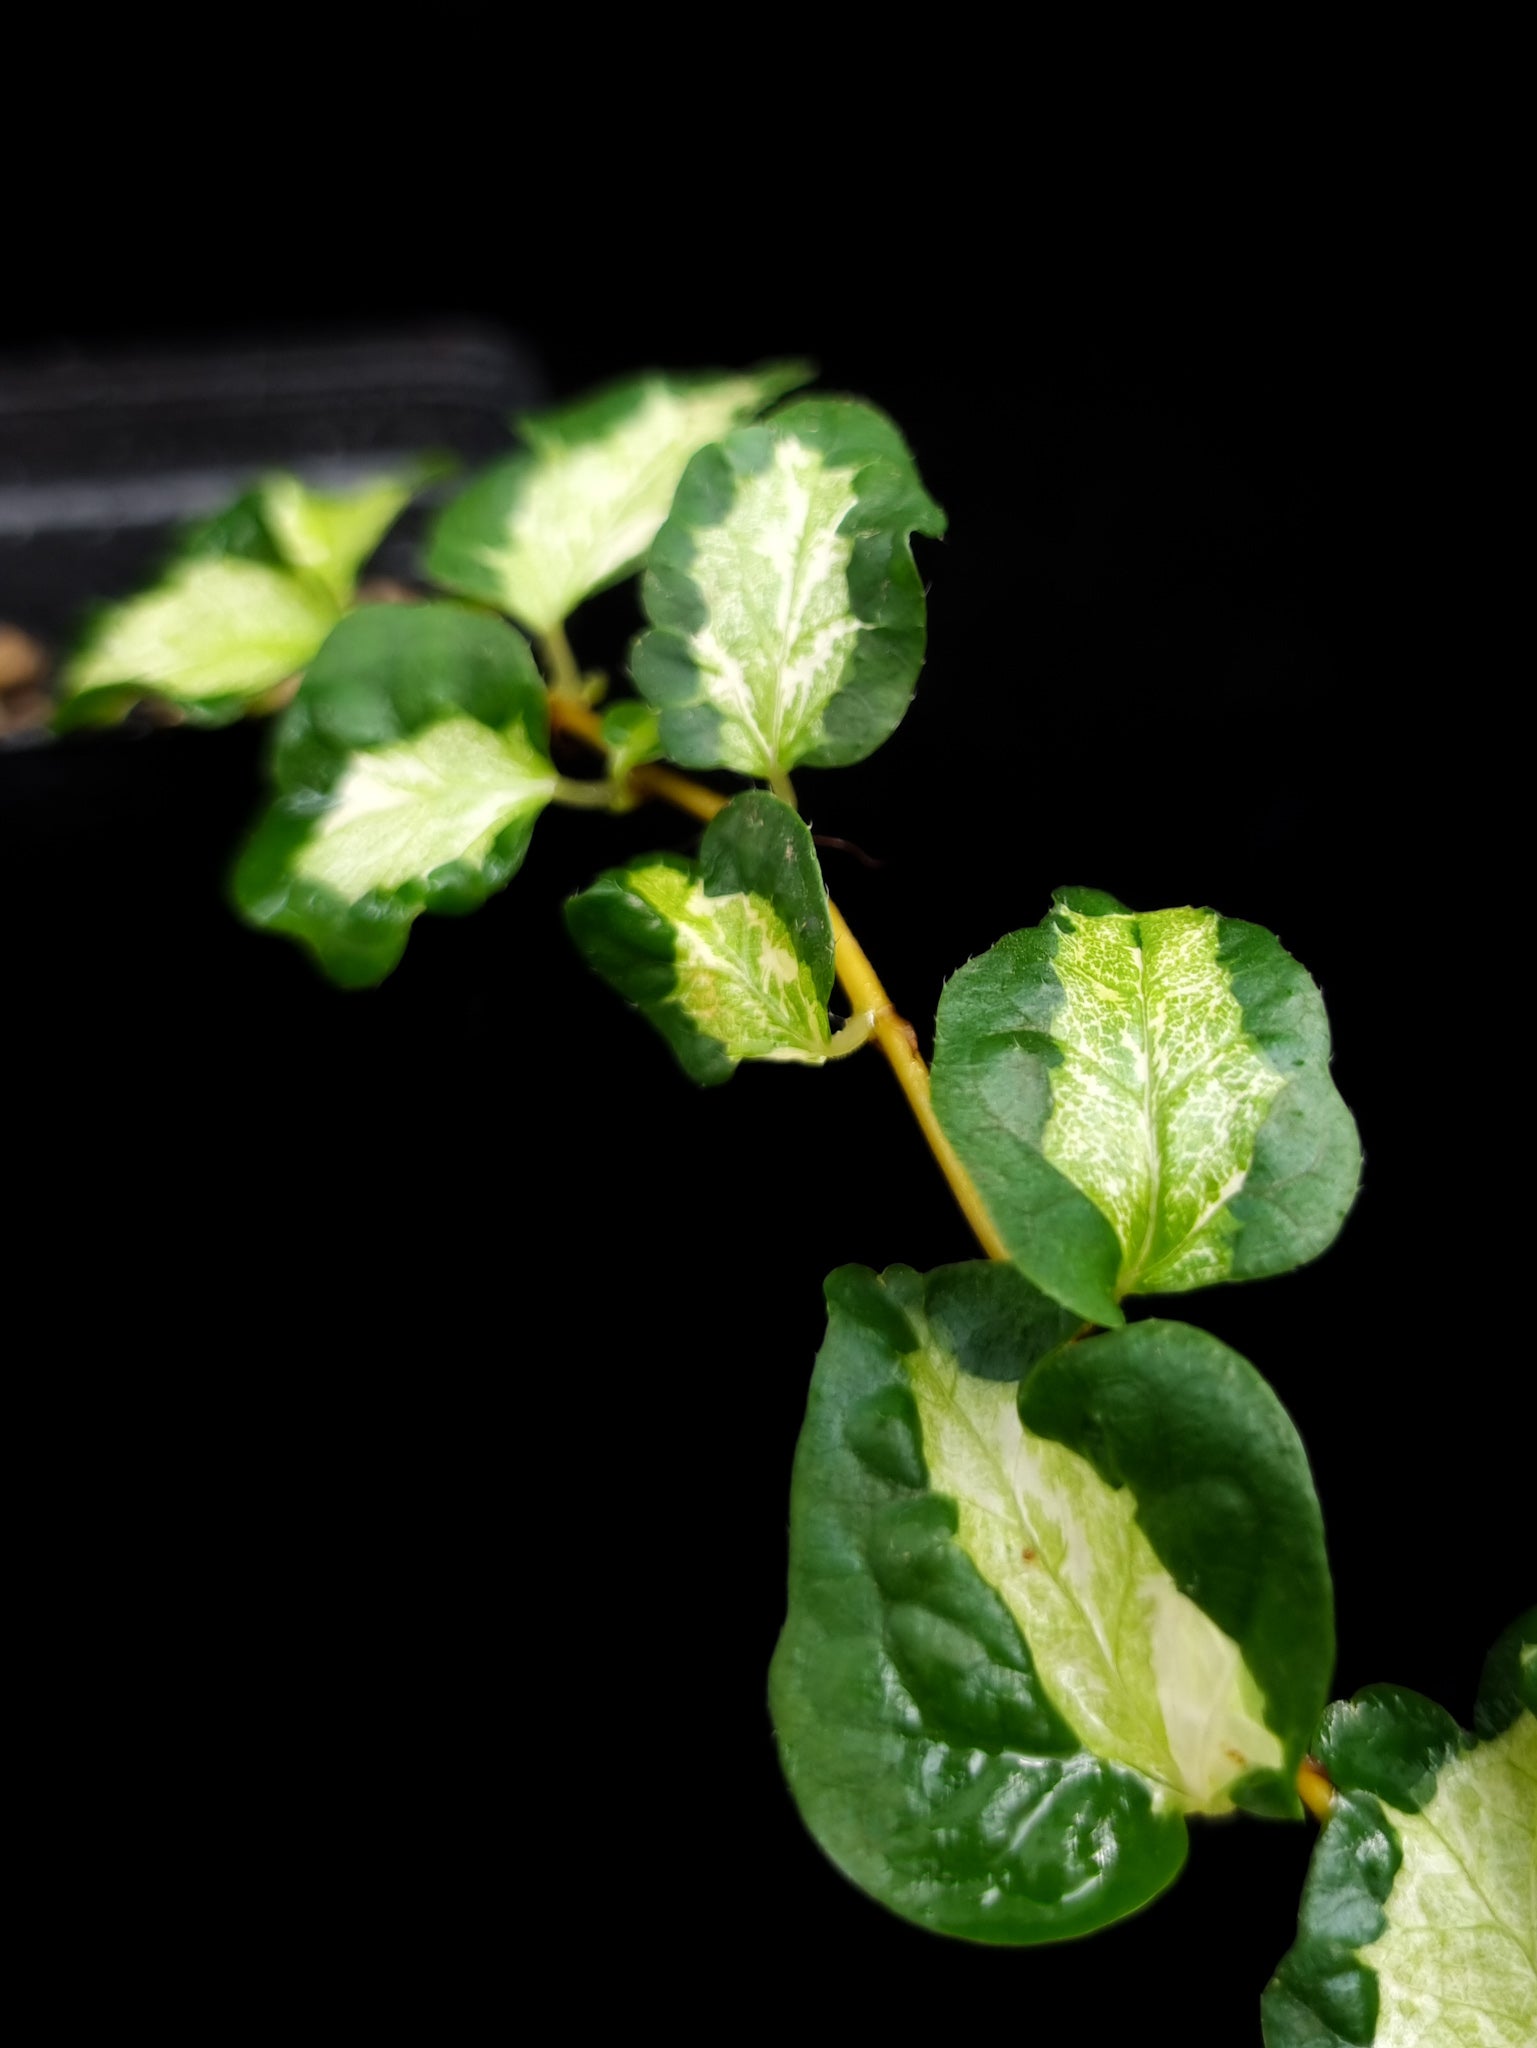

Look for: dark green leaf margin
[632,397,946,778]
[770,1261,1186,1944]
[931,888,1361,1325]
[232,603,551,987]
[564,791,834,1084]
[1261,1609,1537,2047]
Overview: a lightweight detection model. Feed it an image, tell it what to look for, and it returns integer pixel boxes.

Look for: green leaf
[1018,1318,1336,1817]
[424,363,809,636]
[1263,1613,1536,2047]
[233,604,555,986]
[176,487,288,567]
[771,1263,1334,1943]
[631,396,946,782]
[599,700,663,809]
[931,890,1362,1325]
[56,469,419,728]
[564,791,834,1083]
[1480,1610,1537,1738]
[257,471,417,608]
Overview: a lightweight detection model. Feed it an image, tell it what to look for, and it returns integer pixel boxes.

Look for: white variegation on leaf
[427,367,806,636]
[1364,1715,1536,2046]
[634,398,943,783]
[905,1334,1281,1813]
[1042,905,1284,1293]
[292,714,557,904]
[623,861,831,1066]
[59,468,419,724]
[64,557,337,708]
[679,435,864,780]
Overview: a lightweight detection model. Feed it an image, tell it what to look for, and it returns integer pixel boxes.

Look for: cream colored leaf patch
[676,435,864,779]
[1364,1715,1537,2047]
[1042,905,1285,1293]
[429,369,802,636]
[64,557,338,708]
[903,1331,1281,1813]
[623,861,832,1066]
[293,714,556,903]
[635,397,944,781]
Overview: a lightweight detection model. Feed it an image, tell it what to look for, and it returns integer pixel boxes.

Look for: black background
[5,240,1526,2037]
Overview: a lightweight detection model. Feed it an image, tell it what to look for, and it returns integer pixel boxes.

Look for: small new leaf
[599,701,663,808]
[1263,1611,1537,2047]
[771,1264,1334,1944]
[424,364,809,636]
[565,791,835,1083]
[631,397,946,783]
[56,469,418,728]
[257,471,417,609]
[931,890,1361,1324]
[233,604,555,986]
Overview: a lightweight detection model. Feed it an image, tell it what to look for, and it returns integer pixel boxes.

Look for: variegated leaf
[565,791,835,1084]
[931,888,1361,1325]
[59,558,338,728]
[233,604,554,986]
[631,397,945,784]
[771,1263,1334,1944]
[424,363,809,636]
[56,469,419,728]
[1263,1611,1537,2047]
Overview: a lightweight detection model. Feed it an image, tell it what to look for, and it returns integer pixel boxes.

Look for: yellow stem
[547,694,1007,1260]
[552,692,1337,1840]
[1296,1757,1335,1825]
[635,762,727,823]
[547,695,605,747]
[827,905,1011,1260]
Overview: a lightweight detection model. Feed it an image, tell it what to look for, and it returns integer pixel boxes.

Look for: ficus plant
[52,363,1534,2042]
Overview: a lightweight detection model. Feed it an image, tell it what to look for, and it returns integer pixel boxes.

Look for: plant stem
[825,905,1010,1260]
[537,623,585,701]
[550,690,1329,1831]
[1296,1757,1334,1824]
[634,762,726,823]
[546,694,1007,1259]
[551,776,622,809]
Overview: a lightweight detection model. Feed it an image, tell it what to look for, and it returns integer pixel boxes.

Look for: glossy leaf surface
[424,364,808,635]
[771,1263,1334,1943]
[1263,1611,1537,2046]
[56,470,416,727]
[932,889,1361,1324]
[632,397,945,781]
[233,604,554,986]
[565,792,834,1083]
